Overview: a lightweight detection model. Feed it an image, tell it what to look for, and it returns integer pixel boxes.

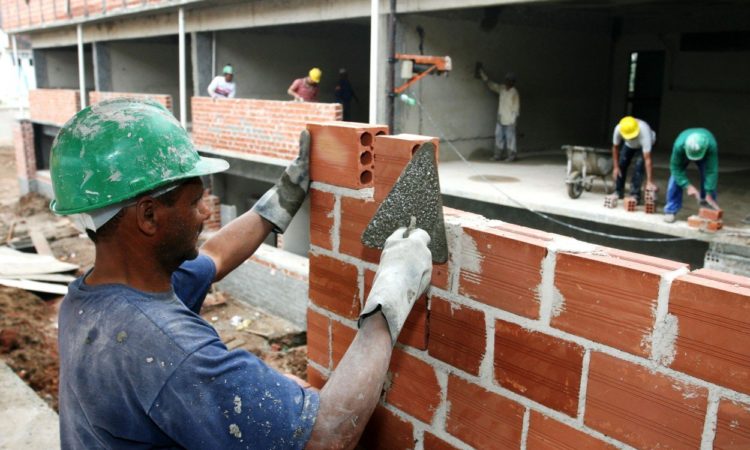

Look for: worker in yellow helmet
[612,116,657,203]
[288,67,322,102]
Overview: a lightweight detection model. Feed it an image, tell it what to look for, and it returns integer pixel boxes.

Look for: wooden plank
[4,273,76,283]
[0,278,68,295]
[29,230,53,256]
[0,246,78,276]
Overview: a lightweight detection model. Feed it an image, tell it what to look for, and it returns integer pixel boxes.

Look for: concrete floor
[438,149,750,246]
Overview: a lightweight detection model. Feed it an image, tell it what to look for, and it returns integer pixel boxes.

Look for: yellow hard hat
[619,116,640,140]
[309,68,322,83]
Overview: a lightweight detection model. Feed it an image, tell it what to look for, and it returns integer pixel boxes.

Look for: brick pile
[688,207,724,232]
[306,121,750,449]
[644,187,657,214]
[192,97,342,161]
[29,89,80,127]
[90,91,173,112]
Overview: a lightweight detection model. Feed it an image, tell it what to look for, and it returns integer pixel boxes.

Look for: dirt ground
[0,146,308,412]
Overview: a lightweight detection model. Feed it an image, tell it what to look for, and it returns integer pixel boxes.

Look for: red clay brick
[459,225,548,318]
[428,296,485,375]
[446,375,525,448]
[372,134,439,202]
[385,349,441,424]
[687,215,706,229]
[359,404,416,450]
[431,261,450,290]
[494,320,584,417]
[714,399,750,449]
[309,189,335,250]
[364,269,428,349]
[331,320,357,368]
[339,196,382,263]
[29,89,80,126]
[668,270,750,394]
[585,352,707,449]
[306,309,329,368]
[306,365,328,390]
[308,121,387,189]
[422,432,460,450]
[699,207,723,221]
[308,253,360,319]
[552,249,686,357]
[527,411,616,450]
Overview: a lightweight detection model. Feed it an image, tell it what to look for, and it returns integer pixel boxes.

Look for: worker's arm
[201,131,311,281]
[644,151,656,191]
[611,144,620,181]
[306,228,432,450]
[288,79,302,101]
[207,77,218,98]
[479,68,501,94]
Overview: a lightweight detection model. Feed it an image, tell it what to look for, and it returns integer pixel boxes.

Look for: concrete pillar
[191,32,213,97]
[13,120,36,194]
[32,49,48,88]
[92,42,112,92]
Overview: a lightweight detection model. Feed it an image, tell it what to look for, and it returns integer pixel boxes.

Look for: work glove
[251,130,311,233]
[359,227,433,344]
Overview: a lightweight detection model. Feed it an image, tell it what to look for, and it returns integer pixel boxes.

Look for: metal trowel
[361,142,448,263]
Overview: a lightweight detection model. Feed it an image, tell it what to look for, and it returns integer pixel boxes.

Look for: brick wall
[90,91,173,112]
[28,89,80,127]
[305,122,750,449]
[192,97,342,161]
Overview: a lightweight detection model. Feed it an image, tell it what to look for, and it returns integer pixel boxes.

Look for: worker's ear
[135,197,159,237]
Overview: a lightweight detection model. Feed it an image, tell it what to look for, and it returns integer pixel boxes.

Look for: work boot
[505,153,517,162]
[664,213,676,223]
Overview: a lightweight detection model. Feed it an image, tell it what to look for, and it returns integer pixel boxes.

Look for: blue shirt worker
[51,99,432,449]
[612,116,657,203]
[663,128,720,223]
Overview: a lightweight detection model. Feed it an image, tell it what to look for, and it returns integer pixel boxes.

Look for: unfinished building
[3,0,750,448]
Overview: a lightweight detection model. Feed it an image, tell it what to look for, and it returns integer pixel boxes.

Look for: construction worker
[479,68,520,161]
[612,116,657,203]
[51,99,432,449]
[288,68,321,102]
[207,64,236,99]
[334,68,358,121]
[663,128,720,223]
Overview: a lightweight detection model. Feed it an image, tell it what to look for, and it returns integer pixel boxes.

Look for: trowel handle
[403,216,417,238]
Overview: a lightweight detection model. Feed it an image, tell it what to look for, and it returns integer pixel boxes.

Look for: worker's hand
[251,130,311,232]
[705,193,720,210]
[646,182,658,192]
[612,166,620,181]
[294,96,304,103]
[479,68,488,82]
[359,227,432,345]
[686,185,700,199]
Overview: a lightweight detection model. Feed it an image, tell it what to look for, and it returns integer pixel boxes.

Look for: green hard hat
[49,98,229,215]
[685,132,709,161]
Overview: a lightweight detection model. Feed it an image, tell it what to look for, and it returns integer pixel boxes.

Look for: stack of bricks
[306,121,750,449]
[624,196,637,212]
[201,191,222,232]
[192,97,343,161]
[688,207,724,232]
[90,91,173,113]
[28,89,81,126]
[644,187,657,214]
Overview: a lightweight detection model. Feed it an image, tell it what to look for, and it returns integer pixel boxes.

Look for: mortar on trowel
[361,142,448,263]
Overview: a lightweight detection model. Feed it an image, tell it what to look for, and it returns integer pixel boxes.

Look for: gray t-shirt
[613,119,656,153]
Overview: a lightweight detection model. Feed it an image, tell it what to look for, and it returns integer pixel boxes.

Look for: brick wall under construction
[304,121,750,449]
[90,91,172,112]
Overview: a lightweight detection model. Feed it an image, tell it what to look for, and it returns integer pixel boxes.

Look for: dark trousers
[615,145,645,202]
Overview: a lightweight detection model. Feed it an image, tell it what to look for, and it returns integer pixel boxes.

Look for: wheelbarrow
[562,145,613,199]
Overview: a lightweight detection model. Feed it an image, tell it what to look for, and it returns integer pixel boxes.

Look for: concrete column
[92,42,112,92]
[32,49,48,88]
[191,32,213,98]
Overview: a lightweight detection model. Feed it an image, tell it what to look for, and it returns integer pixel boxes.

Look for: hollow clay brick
[385,348,441,424]
[585,352,707,449]
[644,201,656,214]
[624,196,637,212]
[459,225,548,319]
[527,411,617,450]
[359,404,416,450]
[714,399,750,449]
[422,432,460,450]
[308,253,360,319]
[307,121,388,189]
[331,320,357,369]
[446,375,525,449]
[309,189,335,250]
[699,207,723,221]
[428,296,486,376]
[306,365,328,390]
[431,261,450,291]
[603,195,618,209]
[372,134,439,202]
[494,320,584,417]
[668,269,750,394]
[687,215,706,229]
[365,269,428,349]
[339,196,382,263]
[306,309,330,369]
[552,249,685,357]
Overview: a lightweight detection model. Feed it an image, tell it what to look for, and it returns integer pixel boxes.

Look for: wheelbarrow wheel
[567,172,583,199]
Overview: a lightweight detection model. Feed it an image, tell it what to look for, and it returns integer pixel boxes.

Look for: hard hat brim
[685,149,707,161]
[621,130,639,140]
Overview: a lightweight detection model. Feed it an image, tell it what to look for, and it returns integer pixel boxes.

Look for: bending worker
[479,68,520,162]
[663,128,720,223]
[207,64,236,99]
[51,99,432,449]
[612,116,657,203]
[288,68,321,102]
